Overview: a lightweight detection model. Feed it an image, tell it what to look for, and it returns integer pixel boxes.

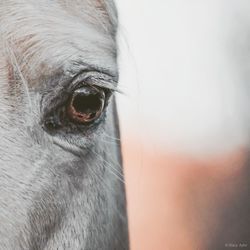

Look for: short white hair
[0,0,118,82]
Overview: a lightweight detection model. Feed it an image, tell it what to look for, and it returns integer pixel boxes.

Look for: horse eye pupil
[73,93,100,116]
[68,86,105,124]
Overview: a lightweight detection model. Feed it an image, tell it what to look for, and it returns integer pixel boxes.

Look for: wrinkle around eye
[52,136,87,157]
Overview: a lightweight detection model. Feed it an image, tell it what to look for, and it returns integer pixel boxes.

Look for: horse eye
[67,86,105,124]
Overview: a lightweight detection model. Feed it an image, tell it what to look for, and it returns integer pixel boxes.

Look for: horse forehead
[0,0,117,77]
[0,0,111,17]
[0,0,115,45]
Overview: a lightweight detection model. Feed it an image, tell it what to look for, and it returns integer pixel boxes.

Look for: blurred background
[116,1,250,249]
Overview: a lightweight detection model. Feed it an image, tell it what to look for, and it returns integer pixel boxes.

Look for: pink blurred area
[121,134,247,250]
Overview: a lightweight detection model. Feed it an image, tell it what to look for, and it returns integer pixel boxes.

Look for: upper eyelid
[71,70,121,93]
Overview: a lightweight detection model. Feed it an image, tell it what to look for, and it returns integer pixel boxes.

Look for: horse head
[0,1,128,249]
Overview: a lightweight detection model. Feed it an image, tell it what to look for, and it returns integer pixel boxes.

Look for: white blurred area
[116,0,250,156]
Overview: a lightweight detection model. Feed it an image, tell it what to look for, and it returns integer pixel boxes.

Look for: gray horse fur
[0,0,129,249]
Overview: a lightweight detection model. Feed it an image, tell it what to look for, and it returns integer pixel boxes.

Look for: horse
[0,0,129,249]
